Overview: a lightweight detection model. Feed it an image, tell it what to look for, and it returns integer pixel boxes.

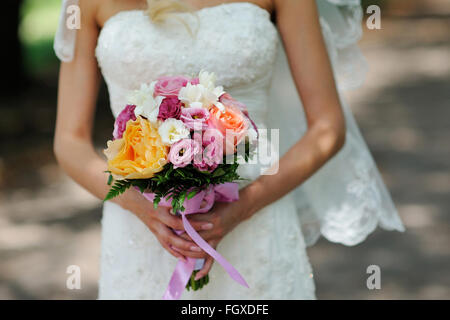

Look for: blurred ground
[0,3,449,299]
[310,15,450,299]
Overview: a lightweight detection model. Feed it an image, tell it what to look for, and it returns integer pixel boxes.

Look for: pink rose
[158,96,182,120]
[180,107,210,130]
[113,104,136,140]
[154,76,198,97]
[168,139,201,168]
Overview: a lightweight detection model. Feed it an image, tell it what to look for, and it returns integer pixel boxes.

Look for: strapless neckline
[99,1,273,36]
[95,0,279,120]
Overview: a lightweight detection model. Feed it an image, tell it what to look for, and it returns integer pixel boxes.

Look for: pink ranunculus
[113,104,136,140]
[202,128,224,147]
[158,96,182,121]
[168,139,201,169]
[193,129,223,172]
[203,139,223,166]
[154,76,198,97]
[180,107,210,130]
[193,148,219,172]
[194,160,218,173]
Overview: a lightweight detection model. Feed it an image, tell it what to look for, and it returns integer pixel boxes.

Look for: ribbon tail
[162,257,196,300]
[181,214,249,288]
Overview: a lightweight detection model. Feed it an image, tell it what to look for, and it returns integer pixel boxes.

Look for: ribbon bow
[141,182,249,299]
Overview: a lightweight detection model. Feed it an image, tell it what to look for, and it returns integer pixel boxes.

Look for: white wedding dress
[54,1,405,299]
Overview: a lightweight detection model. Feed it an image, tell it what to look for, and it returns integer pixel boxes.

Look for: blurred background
[0,0,449,299]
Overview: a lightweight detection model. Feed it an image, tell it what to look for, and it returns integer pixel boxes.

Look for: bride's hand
[117,189,214,261]
[180,195,255,279]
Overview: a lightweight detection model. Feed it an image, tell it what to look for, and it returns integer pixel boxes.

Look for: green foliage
[186,271,209,291]
[104,162,242,212]
[104,179,132,201]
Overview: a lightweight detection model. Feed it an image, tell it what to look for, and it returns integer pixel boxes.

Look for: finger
[172,246,209,259]
[161,227,202,253]
[195,256,214,280]
[179,229,217,243]
[172,230,217,257]
[182,215,215,231]
[179,233,190,241]
[157,209,184,230]
[159,240,187,261]
[153,226,184,260]
[189,219,215,231]
[159,210,214,232]
[186,212,215,223]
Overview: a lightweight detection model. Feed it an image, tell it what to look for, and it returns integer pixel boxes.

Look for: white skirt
[98,193,316,300]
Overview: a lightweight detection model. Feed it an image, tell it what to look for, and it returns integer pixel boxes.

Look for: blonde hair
[146,0,193,23]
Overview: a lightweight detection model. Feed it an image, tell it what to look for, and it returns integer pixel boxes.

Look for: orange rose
[104,116,168,179]
[208,105,249,155]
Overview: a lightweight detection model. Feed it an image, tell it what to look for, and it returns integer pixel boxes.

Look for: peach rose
[104,116,168,179]
[207,105,249,155]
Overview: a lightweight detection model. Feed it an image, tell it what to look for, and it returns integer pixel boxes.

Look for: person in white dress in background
[53,0,404,299]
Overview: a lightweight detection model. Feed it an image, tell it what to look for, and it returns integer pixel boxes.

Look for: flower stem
[185,270,210,291]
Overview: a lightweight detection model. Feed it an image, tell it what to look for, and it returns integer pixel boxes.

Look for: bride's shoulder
[74,0,102,27]
[79,0,123,28]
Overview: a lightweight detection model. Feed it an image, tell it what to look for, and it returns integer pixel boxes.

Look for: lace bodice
[95,2,278,121]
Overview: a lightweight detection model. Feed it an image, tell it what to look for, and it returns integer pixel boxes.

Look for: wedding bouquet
[103,71,256,299]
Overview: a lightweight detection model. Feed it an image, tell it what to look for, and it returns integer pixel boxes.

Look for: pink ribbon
[141,182,249,300]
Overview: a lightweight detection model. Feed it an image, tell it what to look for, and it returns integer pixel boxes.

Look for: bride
[54,0,404,299]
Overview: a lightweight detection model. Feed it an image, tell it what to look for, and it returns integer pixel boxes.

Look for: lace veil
[54,0,405,247]
[268,0,404,246]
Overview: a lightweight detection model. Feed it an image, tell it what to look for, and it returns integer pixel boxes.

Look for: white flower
[158,118,190,145]
[198,70,217,90]
[178,70,225,111]
[178,82,204,108]
[129,82,164,123]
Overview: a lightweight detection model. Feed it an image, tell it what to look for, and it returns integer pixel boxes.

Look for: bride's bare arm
[244,0,346,214]
[55,0,104,201]
[54,0,207,260]
[187,0,346,279]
